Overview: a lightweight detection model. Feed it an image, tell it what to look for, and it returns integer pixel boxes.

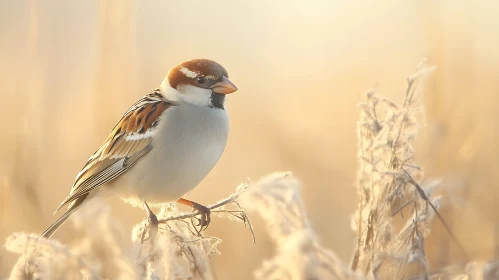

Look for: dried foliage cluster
[350,62,499,279]
[351,62,441,278]
[4,173,354,280]
[4,62,499,279]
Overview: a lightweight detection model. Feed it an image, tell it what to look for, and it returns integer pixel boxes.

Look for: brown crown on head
[167,59,229,89]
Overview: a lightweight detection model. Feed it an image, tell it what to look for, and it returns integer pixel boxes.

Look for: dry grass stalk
[350,61,468,279]
[238,172,360,280]
[132,184,256,280]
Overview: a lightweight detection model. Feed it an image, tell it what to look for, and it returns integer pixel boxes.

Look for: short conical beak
[211,76,238,94]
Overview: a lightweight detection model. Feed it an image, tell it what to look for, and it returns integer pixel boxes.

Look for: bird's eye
[196,76,206,85]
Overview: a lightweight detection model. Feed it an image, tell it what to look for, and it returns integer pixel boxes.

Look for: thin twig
[156,194,256,243]
[402,169,469,260]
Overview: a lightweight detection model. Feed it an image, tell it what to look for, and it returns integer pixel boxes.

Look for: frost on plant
[4,187,255,280]
[4,172,359,280]
[351,61,447,279]
[239,172,360,280]
[6,233,99,280]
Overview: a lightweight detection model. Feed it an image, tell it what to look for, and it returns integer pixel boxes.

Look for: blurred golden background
[1,0,499,278]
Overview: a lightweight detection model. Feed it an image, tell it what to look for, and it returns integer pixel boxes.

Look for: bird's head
[160,58,238,109]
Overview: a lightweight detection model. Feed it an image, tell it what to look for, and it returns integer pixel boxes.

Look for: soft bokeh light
[1,0,499,278]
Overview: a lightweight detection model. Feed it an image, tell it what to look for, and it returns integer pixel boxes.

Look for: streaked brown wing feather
[55,91,171,212]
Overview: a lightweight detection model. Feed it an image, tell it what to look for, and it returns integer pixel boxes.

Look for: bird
[40,58,238,239]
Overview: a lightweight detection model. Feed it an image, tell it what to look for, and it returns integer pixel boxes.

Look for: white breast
[115,104,229,205]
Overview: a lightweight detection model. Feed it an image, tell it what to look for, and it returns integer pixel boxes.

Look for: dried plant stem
[351,61,464,279]
[156,195,256,243]
[401,169,469,260]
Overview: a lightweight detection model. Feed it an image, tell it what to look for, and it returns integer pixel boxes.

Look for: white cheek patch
[180,67,198,78]
[160,79,182,102]
[177,84,213,107]
[160,77,213,107]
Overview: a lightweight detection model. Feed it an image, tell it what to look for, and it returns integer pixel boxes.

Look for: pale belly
[110,104,229,206]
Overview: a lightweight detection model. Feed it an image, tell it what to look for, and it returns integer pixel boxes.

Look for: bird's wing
[55,90,172,212]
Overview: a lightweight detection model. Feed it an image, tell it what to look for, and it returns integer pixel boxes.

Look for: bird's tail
[40,196,87,239]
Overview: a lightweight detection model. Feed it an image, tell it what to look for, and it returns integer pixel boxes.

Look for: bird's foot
[191,202,211,232]
[177,198,212,233]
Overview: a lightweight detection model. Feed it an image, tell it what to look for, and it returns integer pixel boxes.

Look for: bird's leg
[143,201,158,241]
[177,198,211,231]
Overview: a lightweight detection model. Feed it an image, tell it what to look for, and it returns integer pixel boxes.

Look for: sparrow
[40,58,238,239]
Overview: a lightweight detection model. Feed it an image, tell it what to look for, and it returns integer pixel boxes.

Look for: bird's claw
[192,203,211,232]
